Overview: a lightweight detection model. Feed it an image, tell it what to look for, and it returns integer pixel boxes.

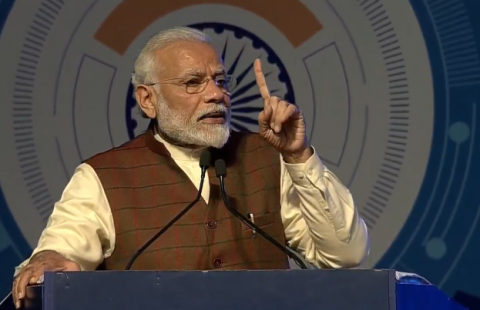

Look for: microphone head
[199,149,211,169]
[214,159,227,177]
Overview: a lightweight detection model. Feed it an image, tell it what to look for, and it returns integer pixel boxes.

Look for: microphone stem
[219,177,308,270]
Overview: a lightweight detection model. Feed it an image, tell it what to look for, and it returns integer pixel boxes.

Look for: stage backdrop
[0,0,479,304]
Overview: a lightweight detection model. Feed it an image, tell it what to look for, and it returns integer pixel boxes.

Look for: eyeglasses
[146,74,237,94]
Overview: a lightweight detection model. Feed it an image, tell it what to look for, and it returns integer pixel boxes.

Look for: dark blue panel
[453,290,480,310]
[0,247,18,301]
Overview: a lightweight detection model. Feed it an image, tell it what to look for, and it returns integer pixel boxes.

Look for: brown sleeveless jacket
[85,126,289,271]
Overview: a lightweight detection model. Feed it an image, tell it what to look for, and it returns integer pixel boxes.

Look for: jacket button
[213,258,223,268]
[206,219,217,229]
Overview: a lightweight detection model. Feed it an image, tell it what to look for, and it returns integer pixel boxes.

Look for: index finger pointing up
[254,59,270,100]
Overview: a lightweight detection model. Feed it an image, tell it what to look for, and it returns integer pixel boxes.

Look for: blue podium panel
[42,270,396,310]
[0,270,466,310]
[396,283,467,310]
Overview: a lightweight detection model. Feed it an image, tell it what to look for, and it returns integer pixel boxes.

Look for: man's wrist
[31,250,62,262]
[282,146,314,164]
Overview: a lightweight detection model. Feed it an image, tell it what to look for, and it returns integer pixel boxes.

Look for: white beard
[155,93,231,149]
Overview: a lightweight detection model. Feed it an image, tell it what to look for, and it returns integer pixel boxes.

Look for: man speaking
[12,27,369,308]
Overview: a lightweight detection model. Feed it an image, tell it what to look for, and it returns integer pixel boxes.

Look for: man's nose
[203,80,226,104]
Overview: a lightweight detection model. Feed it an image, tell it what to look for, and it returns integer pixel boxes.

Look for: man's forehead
[157,41,224,76]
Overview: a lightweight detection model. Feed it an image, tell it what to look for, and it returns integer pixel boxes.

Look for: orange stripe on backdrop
[94,0,323,55]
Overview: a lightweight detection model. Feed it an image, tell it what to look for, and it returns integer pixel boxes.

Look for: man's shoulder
[228,130,278,154]
[226,131,280,173]
[231,130,272,146]
[83,132,149,168]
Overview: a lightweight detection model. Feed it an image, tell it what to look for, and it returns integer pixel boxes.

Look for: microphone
[125,149,211,270]
[214,159,308,270]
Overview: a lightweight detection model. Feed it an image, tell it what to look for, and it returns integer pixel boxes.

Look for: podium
[1,269,467,310]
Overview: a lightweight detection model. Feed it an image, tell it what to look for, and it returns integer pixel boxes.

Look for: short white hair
[131,27,211,88]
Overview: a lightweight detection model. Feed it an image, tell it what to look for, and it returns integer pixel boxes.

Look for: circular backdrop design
[0,0,479,302]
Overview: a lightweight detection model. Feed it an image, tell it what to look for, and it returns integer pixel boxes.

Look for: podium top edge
[43,268,396,274]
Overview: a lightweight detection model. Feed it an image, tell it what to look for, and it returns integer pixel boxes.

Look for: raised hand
[254,59,312,162]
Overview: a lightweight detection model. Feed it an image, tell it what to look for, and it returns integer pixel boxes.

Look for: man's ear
[135,85,157,119]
